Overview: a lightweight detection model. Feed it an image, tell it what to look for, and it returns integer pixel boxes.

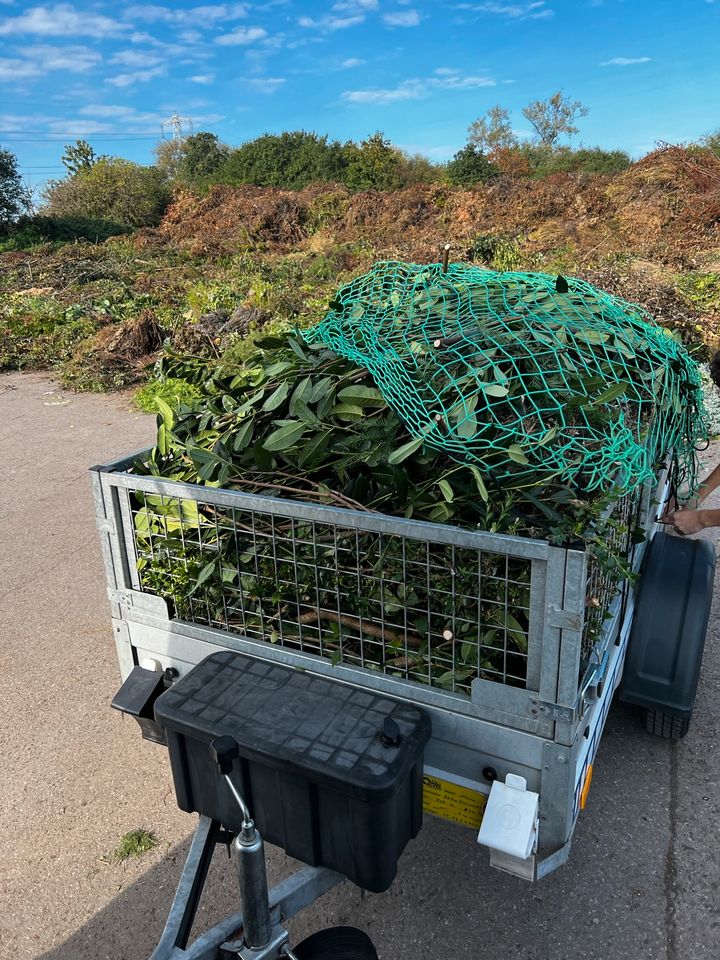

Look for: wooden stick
[297,608,423,648]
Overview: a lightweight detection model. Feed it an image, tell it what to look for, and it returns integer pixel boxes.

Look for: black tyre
[293,926,378,960]
[645,709,690,740]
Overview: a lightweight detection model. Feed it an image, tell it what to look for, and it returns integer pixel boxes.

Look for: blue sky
[1,0,719,191]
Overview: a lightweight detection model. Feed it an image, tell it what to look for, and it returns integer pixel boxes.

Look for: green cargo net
[305,260,707,494]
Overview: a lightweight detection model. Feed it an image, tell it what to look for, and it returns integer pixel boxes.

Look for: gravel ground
[1,370,719,960]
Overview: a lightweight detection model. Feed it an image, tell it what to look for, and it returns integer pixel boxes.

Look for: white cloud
[48,119,114,134]
[106,65,166,87]
[215,25,267,44]
[24,43,101,72]
[344,71,496,103]
[439,74,496,89]
[0,58,42,80]
[601,56,651,66]
[382,9,421,26]
[110,49,163,68]
[123,4,248,26]
[434,67,460,76]
[341,57,365,67]
[190,72,216,83]
[0,4,125,38]
[79,104,137,117]
[0,43,100,82]
[246,76,286,93]
[455,2,553,20]
[332,0,377,9]
[344,79,425,103]
[298,14,365,30]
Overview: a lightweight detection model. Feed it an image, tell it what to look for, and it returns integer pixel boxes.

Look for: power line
[0,135,162,143]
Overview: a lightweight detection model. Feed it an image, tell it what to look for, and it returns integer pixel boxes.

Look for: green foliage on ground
[676,272,720,312]
[0,215,127,251]
[136,376,203,412]
[110,829,158,862]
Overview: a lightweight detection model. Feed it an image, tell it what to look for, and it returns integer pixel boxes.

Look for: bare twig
[297,608,423,648]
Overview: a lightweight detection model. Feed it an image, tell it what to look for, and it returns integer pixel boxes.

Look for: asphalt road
[2,370,719,960]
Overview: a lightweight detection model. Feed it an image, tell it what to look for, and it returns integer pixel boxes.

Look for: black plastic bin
[154,650,431,892]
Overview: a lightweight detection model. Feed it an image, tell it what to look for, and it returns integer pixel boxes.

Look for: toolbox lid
[155,651,431,800]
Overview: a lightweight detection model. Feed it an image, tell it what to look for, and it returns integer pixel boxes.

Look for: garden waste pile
[132,261,707,693]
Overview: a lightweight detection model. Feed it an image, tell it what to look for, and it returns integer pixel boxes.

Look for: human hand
[665,508,706,535]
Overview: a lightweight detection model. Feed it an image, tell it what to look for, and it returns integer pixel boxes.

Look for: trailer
[93,450,715,959]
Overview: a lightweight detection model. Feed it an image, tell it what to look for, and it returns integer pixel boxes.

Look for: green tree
[61,139,98,176]
[43,158,171,228]
[217,131,347,189]
[0,148,31,228]
[522,91,589,147]
[446,145,499,186]
[178,132,229,184]
[395,151,443,185]
[154,137,186,181]
[343,132,403,191]
[701,128,720,158]
[467,105,517,153]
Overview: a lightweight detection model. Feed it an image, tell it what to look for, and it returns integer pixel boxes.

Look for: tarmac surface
[2,369,720,960]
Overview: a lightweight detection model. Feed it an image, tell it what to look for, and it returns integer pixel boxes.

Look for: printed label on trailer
[423,774,487,828]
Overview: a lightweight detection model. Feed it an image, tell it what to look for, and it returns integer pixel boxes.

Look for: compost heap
[134,262,707,694]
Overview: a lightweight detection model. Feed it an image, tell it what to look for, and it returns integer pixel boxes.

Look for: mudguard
[620,531,715,718]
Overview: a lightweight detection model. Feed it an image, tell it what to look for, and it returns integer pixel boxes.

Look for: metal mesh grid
[581,489,640,666]
[131,491,533,696]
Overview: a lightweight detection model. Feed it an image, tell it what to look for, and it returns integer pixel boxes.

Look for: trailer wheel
[645,709,690,741]
[292,926,378,960]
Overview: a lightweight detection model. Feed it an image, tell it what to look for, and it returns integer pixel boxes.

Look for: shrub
[468,234,522,271]
[446,145,499,186]
[216,131,347,189]
[0,214,126,251]
[342,133,404,191]
[43,158,171,228]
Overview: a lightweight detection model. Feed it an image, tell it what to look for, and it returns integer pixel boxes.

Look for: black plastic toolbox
[154,650,431,892]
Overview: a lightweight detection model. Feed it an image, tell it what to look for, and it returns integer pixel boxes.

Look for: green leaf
[507,444,529,465]
[330,403,365,419]
[457,414,478,439]
[591,381,630,406]
[504,612,528,653]
[298,430,331,469]
[337,385,386,406]
[575,329,609,345]
[157,422,168,457]
[388,436,424,464]
[155,396,174,429]
[437,478,454,502]
[232,418,254,452]
[537,425,559,446]
[467,464,489,502]
[481,383,509,398]
[289,376,313,415]
[263,421,309,452]
[262,382,290,411]
[191,558,217,593]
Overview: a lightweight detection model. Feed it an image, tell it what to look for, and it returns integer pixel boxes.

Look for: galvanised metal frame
[91,450,667,878]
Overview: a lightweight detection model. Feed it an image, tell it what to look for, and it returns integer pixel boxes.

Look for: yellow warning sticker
[422,774,487,829]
